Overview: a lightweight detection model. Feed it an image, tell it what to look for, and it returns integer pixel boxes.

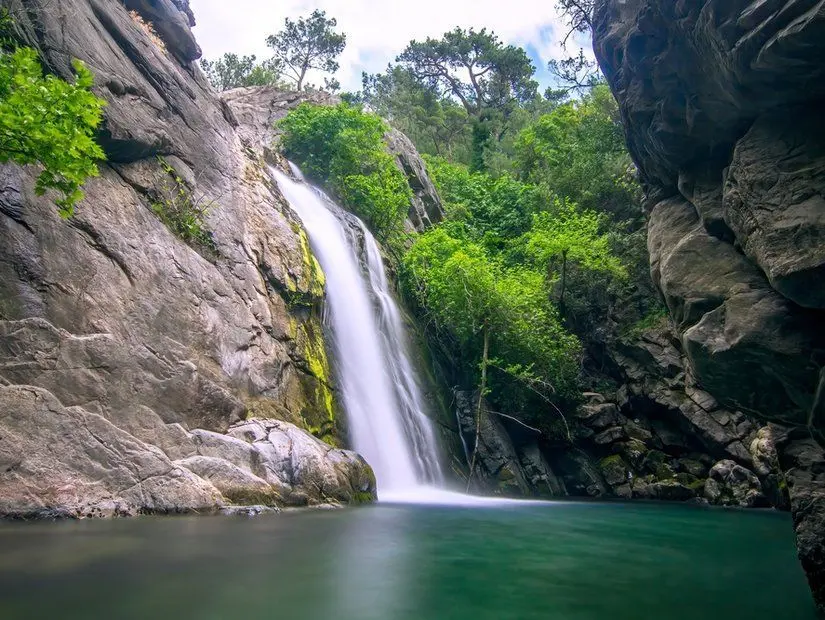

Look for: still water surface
[0,501,814,619]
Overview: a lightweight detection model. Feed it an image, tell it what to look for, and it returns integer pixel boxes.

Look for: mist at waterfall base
[273,164,486,504]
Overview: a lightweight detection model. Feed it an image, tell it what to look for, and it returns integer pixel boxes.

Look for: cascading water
[271,164,443,497]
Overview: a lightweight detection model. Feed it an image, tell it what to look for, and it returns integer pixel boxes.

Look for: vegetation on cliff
[0,9,105,216]
[278,102,412,241]
[277,66,648,439]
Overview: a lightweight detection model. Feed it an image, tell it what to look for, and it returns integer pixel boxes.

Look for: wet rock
[705,460,768,508]
[576,403,621,430]
[593,426,626,446]
[518,443,567,497]
[634,480,695,502]
[220,505,279,517]
[598,455,630,487]
[455,390,531,495]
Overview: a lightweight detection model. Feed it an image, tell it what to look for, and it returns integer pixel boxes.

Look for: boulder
[705,460,768,508]
[0,385,222,518]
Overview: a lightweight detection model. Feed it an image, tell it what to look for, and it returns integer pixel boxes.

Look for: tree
[361,66,473,164]
[515,84,632,215]
[397,28,537,170]
[266,10,346,91]
[547,49,601,98]
[199,53,281,91]
[0,42,105,216]
[555,0,595,42]
[522,200,626,314]
[402,226,582,468]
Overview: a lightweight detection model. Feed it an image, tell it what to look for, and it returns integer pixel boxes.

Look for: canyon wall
[0,0,376,516]
[592,0,825,609]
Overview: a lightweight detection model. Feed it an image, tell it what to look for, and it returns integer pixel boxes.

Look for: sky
[190,0,594,93]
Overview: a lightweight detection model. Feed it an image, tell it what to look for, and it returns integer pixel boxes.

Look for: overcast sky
[190,0,593,92]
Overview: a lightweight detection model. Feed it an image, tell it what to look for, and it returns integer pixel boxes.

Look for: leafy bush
[424,155,536,253]
[278,102,411,240]
[0,44,106,216]
[151,158,215,252]
[402,226,582,432]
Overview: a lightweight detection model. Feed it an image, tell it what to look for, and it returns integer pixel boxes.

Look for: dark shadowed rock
[594,0,825,602]
[385,129,445,231]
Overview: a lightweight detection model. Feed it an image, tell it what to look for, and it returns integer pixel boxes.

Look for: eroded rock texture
[593,0,825,608]
[0,0,375,515]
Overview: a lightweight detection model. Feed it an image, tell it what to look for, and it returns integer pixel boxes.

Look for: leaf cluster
[278,102,411,240]
[0,46,106,216]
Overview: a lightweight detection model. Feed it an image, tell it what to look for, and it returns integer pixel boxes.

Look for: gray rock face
[385,129,445,231]
[0,1,375,515]
[593,0,825,607]
[455,390,532,495]
[725,111,825,308]
[0,381,374,517]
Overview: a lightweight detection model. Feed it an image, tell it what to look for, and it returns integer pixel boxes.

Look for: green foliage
[515,84,635,217]
[361,66,472,165]
[278,102,411,240]
[266,10,346,90]
[0,46,105,216]
[424,155,536,253]
[402,226,582,430]
[151,158,215,251]
[200,53,282,91]
[522,201,626,278]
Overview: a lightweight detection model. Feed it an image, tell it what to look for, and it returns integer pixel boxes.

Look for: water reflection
[0,502,816,620]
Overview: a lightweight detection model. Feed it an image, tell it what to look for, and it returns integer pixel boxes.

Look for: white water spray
[272,165,443,497]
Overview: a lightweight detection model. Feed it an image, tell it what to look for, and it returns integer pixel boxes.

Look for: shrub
[278,102,411,241]
[151,158,215,252]
[128,10,166,52]
[0,16,106,216]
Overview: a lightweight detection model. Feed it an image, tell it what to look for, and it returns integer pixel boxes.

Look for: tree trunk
[297,61,309,90]
[559,249,569,314]
[466,321,490,492]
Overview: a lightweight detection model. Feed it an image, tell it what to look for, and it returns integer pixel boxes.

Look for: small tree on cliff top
[397,28,537,170]
[266,10,346,91]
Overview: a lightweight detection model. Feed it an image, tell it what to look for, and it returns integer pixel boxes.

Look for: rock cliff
[592,0,825,609]
[0,0,375,516]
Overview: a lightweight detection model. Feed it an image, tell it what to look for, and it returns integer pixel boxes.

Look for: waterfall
[271,164,443,497]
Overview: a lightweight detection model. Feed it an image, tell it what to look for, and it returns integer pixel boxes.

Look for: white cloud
[190,0,593,91]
